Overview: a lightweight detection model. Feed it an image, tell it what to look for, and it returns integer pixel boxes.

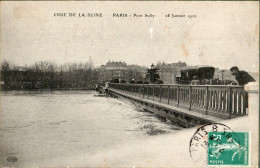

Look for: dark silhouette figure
[230,66,255,86]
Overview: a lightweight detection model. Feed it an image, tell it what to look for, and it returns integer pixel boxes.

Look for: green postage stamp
[208,132,249,166]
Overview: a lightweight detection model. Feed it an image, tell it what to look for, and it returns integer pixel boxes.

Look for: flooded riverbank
[0,91,182,167]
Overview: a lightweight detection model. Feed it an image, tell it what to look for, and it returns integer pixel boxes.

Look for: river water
[0,91,182,167]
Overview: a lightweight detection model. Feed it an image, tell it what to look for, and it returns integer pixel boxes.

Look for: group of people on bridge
[108,66,255,87]
[191,66,255,86]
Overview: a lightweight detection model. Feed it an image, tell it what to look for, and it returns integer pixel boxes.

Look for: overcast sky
[1,1,259,72]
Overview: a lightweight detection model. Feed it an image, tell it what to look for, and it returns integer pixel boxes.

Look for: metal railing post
[147,85,149,99]
[227,87,232,119]
[242,91,246,115]
[189,85,192,110]
[143,85,144,98]
[159,85,162,103]
[205,86,208,115]
[177,85,180,107]
[138,85,140,97]
[153,85,154,101]
[168,85,170,105]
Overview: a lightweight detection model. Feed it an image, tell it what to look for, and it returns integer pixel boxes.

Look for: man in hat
[230,66,255,86]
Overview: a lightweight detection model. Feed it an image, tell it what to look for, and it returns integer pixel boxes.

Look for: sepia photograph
[0,1,259,167]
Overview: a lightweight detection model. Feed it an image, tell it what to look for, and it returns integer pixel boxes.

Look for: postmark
[189,123,249,166]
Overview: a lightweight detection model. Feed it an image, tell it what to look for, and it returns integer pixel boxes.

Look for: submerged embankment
[1,91,183,167]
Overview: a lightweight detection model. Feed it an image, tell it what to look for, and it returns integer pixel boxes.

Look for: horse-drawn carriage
[177,66,216,85]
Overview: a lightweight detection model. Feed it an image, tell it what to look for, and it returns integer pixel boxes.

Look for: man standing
[230,66,255,86]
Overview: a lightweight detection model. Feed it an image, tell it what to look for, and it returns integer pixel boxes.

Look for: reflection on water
[0,91,182,167]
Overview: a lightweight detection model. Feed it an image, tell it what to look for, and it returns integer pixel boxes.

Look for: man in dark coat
[230,66,255,86]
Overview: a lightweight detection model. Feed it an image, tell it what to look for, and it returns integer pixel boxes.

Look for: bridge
[107,83,247,127]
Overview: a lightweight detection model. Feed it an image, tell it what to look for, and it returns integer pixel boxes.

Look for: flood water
[0,91,182,167]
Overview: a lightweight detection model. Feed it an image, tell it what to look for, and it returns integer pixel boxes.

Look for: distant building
[97,61,128,82]
[97,61,148,83]
[156,61,187,84]
[127,65,147,81]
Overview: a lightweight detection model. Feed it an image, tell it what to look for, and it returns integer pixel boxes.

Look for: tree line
[1,61,99,91]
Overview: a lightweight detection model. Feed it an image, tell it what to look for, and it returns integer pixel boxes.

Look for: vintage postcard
[0,1,259,167]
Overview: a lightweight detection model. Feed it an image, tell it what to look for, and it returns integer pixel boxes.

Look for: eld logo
[208,132,249,166]
[7,156,18,162]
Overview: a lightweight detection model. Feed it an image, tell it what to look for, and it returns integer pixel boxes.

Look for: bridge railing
[109,83,248,119]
